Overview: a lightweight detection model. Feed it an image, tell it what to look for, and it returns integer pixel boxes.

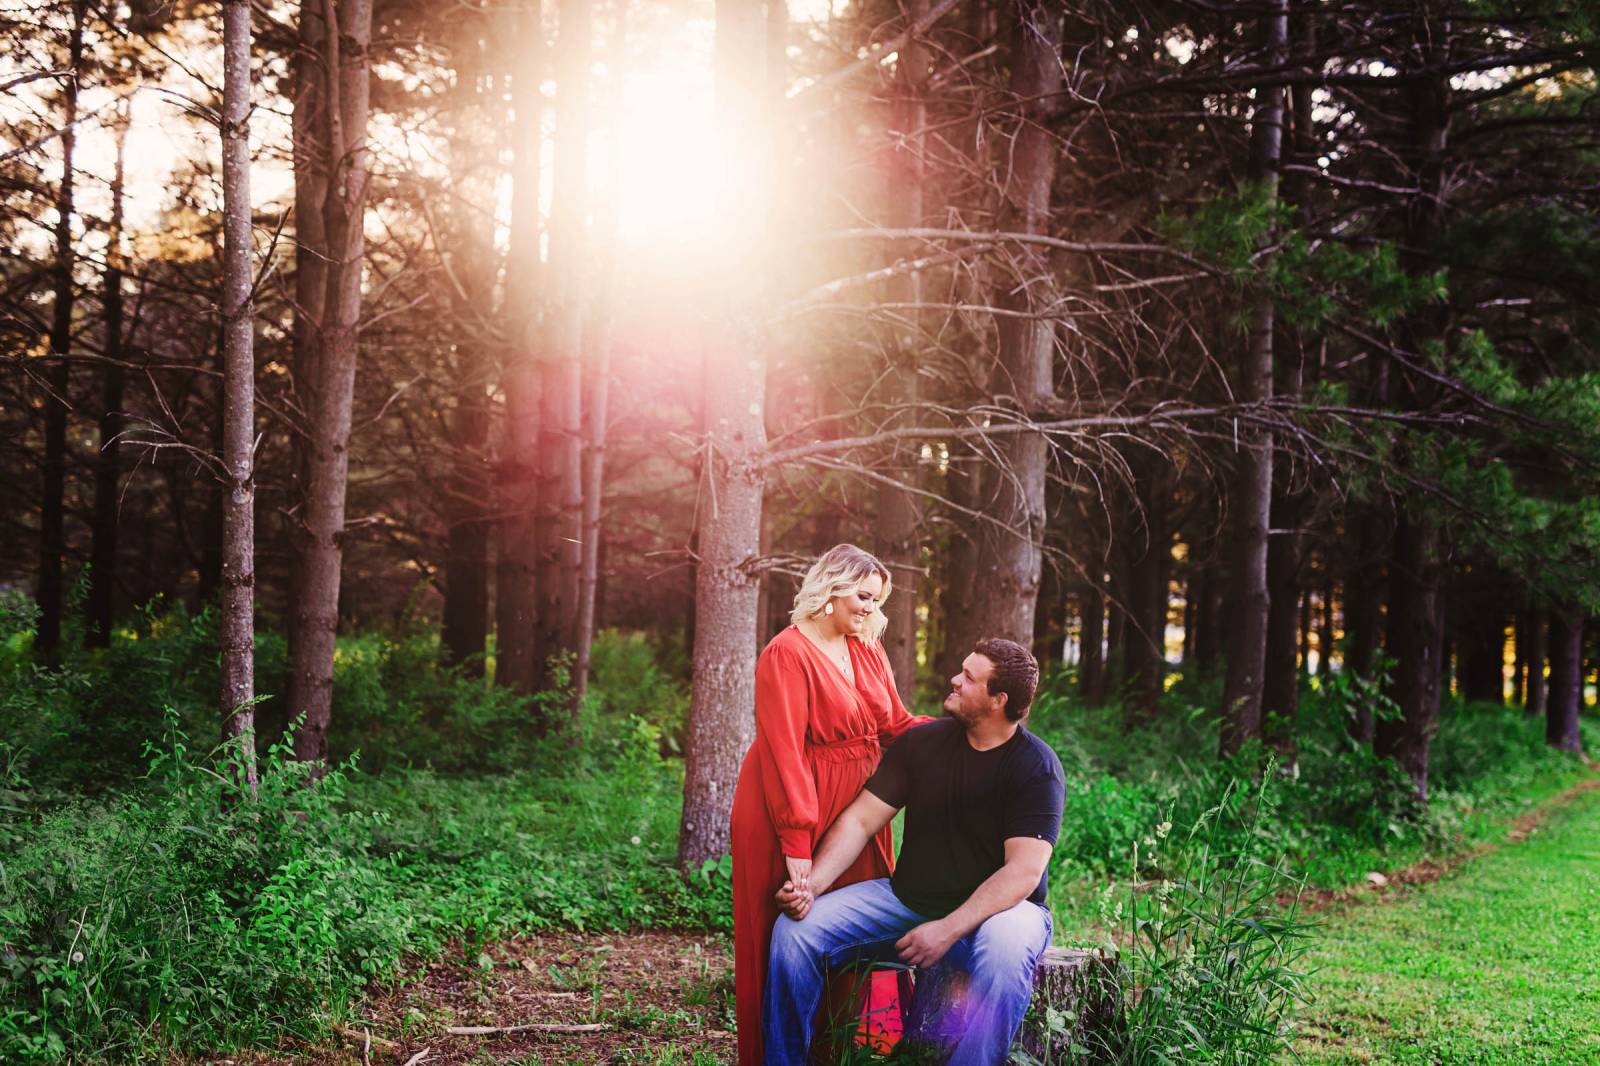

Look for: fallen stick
[333,1024,399,1051]
[400,1050,431,1066]
[447,1022,608,1036]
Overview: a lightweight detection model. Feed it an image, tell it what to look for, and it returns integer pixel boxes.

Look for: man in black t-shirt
[762,638,1065,1066]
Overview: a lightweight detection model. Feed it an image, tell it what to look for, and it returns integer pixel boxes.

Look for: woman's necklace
[803,621,854,683]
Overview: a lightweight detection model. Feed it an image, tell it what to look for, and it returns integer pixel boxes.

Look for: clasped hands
[773,876,960,967]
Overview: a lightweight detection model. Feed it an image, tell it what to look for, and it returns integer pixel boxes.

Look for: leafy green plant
[1088,773,1315,1065]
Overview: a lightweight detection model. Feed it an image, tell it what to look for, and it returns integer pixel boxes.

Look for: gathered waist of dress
[806,732,880,763]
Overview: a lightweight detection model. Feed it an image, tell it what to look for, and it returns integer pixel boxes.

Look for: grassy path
[1293,778,1600,1065]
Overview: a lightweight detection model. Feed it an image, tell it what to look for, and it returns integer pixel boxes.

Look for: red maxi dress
[730,625,929,1066]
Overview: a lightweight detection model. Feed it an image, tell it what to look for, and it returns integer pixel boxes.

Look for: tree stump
[1019,946,1121,1062]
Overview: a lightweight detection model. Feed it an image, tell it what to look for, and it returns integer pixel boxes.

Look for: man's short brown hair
[973,638,1040,722]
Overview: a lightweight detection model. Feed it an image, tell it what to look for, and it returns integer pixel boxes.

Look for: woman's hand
[784,854,812,894]
[775,880,813,920]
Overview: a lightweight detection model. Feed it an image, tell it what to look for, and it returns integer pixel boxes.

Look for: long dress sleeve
[753,644,818,859]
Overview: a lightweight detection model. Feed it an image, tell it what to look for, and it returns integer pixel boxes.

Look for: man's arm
[775,788,899,919]
[894,837,1052,968]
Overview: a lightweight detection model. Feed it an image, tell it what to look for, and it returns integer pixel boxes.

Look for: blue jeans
[763,878,1052,1066]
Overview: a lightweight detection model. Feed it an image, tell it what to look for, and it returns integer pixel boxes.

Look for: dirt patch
[191,931,735,1065]
[1293,772,1600,914]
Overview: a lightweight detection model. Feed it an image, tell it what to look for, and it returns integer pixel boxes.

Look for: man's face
[944,653,1002,725]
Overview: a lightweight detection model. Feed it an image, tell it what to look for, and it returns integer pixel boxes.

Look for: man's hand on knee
[775,880,814,920]
[896,918,959,968]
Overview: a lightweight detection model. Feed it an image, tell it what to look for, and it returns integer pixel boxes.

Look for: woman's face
[827,573,884,637]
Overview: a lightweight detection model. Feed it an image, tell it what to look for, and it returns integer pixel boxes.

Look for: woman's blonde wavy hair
[790,544,892,642]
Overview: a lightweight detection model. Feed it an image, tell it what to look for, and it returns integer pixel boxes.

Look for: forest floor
[204,931,737,1065]
[1292,773,1600,1064]
[181,774,1600,1066]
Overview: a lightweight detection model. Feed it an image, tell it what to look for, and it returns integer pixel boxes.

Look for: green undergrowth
[1027,670,1600,943]
[0,602,723,1062]
[2,598,1595,1063]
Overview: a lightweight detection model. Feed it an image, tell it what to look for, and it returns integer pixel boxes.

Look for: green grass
[1293,781,1600,1064]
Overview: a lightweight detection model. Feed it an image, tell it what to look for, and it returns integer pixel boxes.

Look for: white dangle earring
[824,602,834,616]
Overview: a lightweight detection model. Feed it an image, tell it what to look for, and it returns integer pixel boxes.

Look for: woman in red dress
[730,544,930,1066]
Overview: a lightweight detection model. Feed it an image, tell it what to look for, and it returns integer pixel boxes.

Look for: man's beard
[943,698,976,727]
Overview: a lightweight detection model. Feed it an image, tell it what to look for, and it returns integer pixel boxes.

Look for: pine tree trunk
[1375,26,1452,801]
[1297,586,1312,679]
[1193,558,1222,676]
[531,0,590,695]
[1123,463,1170,723]
[1317,571,1335,676]
[1262,494,1302,767]
[1546,608,1584,753]
[287,0,329,706]
[495,3,544,697]
[1525,610,1548,715]
[1080,584,1105,705]
[1035,558,1066,667]
[963,0,1063,646]
[1218,0,1288,756]
[88,109,129,648]
[289,0,375,770]
[574,253,615,705]
[877,0,928,700]
[219,0,258,793]
[935,454,983,683]
[676,0,772,870]
[439,28,498,677]
[1459,611,1504,704]
[1181,571,1196,666]
[37,0,86,667]
[574,4,626,705]
[1512,607,1530,707]
[1105,580,1126,699]
[1343,511,1387,742]
[1375,515,1444,803]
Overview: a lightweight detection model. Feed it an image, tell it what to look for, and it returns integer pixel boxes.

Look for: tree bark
[1193,555,1222,676]
[575,26,622,705]
[439,24,498,676]
[1079,583,1105,705]
[1035,555,1066,667]
[963,0,1064,646]
[1525,609,1548,715]
[1375,20,1452,802]
[286,0,330,715]
[1105,578,1126,700]
[37,0,86,667]
[531,0,591,695]
[495,2,544,697]
[1459,608,1505,704]
[219,0,258,793]
[1343,510,1388,743]
[1317,570,1335,676]
[676,0,772,870]
[441,370,492,673]
[1512,607,1530,707]
[288,0,375,769]
[935,452,983,683]
[1545,608,1584,753]
[1122,461,1171,723]
[1262,495,1303,768]
[1218,0,1288,756]
[1297,586,1312,679]
[88,106,129,648]
[1375,515,1444,803]
[877,0,928,701]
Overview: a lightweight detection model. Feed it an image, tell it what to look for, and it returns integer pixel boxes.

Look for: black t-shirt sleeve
[1003,742,1066,845]
[865,723,922,809]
